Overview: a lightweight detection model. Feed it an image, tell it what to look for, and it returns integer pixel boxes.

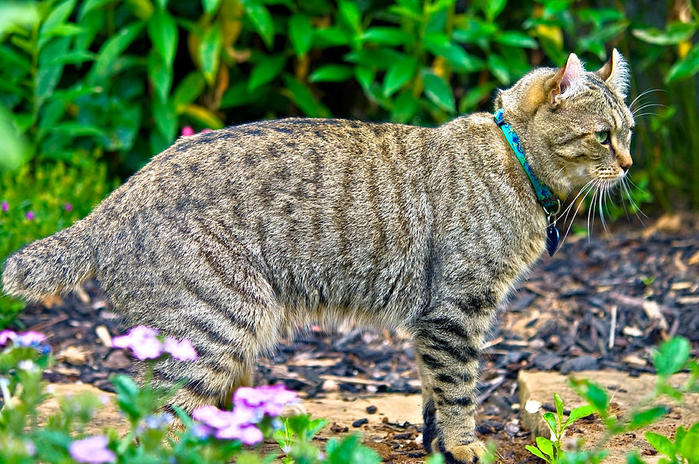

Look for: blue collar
[494,108,561,255]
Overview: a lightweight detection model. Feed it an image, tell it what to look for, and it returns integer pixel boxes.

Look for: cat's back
[93,118,440,324]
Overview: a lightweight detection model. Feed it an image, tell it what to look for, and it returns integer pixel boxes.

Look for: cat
[2,49,634,463]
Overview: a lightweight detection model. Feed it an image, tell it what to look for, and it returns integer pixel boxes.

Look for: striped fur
[2,51,634,462]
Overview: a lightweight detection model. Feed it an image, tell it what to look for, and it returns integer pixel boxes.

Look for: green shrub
[0,159,117,325]
[1,0,697,208]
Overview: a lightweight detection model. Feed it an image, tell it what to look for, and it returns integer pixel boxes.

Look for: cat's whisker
[587,181,602,240]
[599,180,609,233]
[559,181,597,248]
[633,112,659,119]
[559,179,596,222]
[632,103,665,117]
[622,175,648,223]
[629,88,664,111]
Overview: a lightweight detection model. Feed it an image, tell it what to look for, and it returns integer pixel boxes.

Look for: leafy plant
[0,326,388,464]
[0,159,116,324]
[527,336,699,463]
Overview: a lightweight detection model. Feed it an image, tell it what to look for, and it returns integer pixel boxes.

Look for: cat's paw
[431,438,488,464]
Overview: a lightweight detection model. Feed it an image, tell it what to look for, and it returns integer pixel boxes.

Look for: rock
[559,356,598,374]
[352,418,368,427]
[366,405,378,414]
[57,346,87,365]
[322,379,339,392]
[103,350,132,370]
[518,370,699,464]
[531,353,564,370]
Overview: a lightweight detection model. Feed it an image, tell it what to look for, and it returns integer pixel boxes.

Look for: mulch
[9,214,699,462]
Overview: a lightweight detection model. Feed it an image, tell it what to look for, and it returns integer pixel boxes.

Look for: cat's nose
[617,152,632,173]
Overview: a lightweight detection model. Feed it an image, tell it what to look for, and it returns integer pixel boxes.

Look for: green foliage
[0,160,116,324]
[1,0,697,210]
[527,336,699,464]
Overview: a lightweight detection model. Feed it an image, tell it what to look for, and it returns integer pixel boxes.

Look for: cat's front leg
[412,305,492,463]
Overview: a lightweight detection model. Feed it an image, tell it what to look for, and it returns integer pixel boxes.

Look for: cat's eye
[595,131,610,144]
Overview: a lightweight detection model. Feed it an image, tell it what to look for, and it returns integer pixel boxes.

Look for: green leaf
[289,14,313,56]
[355,66,375,93]
[391,91,418,123]
[487,53,510,84]
[678,430,699,461]
[554,393,564,423]
[38,0,76,48]
[361,27,413,46]
[629,406,669,430]
[645,432,675,458]
[338,0,361,34]
[525,445,551,463]
[147,51,172,102]
[666,46,699,83]
[79,0,115,20]
[153,94,177,141]
[653,336,690,377]
[424,34,483,72]
[495,31,537,48]
[626,451,647,464]
[482,0,506,21]
[242,0,274,48]
[426,453,444,464]
[571,379,609,413]
[199,23,222,85]
[249,54,286,90]
[563,405,596,428]
[542,411,557,434]
[383,55,417,97]
[202,0,221,14]
[309,64,353,82]
[88,21,144,83]
[536,436,554,458]
[173,72,205,110]
[423,72,454,112]
[45,50,95,66]
[458,83,494,112]
[147,8,178,66]
[632,22,696,45]
[282,75,330,117]
[36,37,70,107]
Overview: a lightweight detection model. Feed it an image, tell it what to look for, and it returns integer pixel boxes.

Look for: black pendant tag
[546,223,560,256]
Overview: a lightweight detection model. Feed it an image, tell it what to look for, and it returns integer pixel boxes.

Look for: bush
[1,0,697,205]
[0,159,116,324]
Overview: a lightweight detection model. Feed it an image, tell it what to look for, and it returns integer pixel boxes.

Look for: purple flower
[112,326,162,360]
[181,126,194,137]
[0,330,16,346]
[1,201,7,212]
[234,384,298,417]
[64,203,73,212]
[25,211,34,220]
[164,337,198,361]
[15,331,46,347]
[69,436,115,464]
[192,405,262,445]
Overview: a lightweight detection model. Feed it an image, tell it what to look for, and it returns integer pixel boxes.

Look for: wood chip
[288,358,341,367]
[318,374,388,386]
[642,301,668,331]
[688,251,699,266]
[57,346,87,365]
[95,325,112,347]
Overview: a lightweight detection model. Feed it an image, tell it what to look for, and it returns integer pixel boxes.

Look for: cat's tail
[2,218,96,302]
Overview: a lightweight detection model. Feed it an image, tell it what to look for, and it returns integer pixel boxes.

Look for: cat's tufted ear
[547,53,585,105]
[597,48,630,99]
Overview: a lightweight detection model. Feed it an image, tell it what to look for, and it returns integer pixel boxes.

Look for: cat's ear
[597,48,630,99]
[547,53,585,105]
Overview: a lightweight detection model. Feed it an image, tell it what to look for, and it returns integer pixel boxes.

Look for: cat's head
[494,49,634,198]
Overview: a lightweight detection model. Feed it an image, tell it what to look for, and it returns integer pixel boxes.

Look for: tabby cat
[3,49,634,462]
